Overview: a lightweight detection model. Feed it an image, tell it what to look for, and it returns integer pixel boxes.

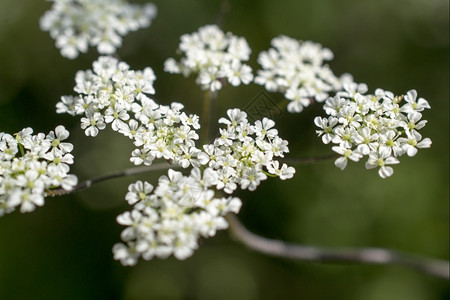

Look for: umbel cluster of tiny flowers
[112,108,295,264]
[0,126,77,216]
[254,35,351,113]
[54,55,295,264]
[199,108,295,193]
[315,86,431,178]
[56,56,201,168]
[164,24,254,92]
[113,168,242,265]
[40,0,157,59]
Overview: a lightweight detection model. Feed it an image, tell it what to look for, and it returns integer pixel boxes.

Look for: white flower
[81,111,106,137]
[114,168,242,265]
[398,130,432,157]
[197,144,223,167]
[46,165,78,191]
[401,89,431,113]
[267,161,296,180]
[59,56,201,169]
[8,189,45,213]
[130,148,155,166]
[254,118,278,139]
[315,88,431,177]
[113,242,140,266]
[196,212,228,237]
[200,109,294,193]
[216,167,238,194]
[269,136,289,157]
[323,95,347,116]
[125,181,154,205]
[378,130,404,157]
[223,61,254,86]
[40,0,157,59]
[190,167,218,188]
[119,119,142,139]
[255,35,346,113]
[240,167,267,191]
[164,24,253,92]
[0,126,77,216]
[46,125,74,153]
[104,104,130,131]
[337,82,368,98]
[55,29,89,59]
[219,108,248,128]
[175,146,201,168]
[365,149,400,178]
[332,145,363,170]
[400,111,427,132]
[314,116,338,144]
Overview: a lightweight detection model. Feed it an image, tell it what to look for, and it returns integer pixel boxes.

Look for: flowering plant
[0,2,447,295]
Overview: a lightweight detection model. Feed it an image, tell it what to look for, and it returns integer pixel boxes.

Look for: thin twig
[46,162,174,197]
[215,0,231,27]
[201,90,212,145]
[226,214,449,279]
[281,153,339,164]
[47,153,338,197]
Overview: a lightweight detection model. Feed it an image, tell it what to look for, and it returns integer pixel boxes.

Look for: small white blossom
[401,89,431,113]
[397,130,432,157]
[365,149,400,178]
[80,111,106,137]
[266,161,296,180]
[125,181,154,205]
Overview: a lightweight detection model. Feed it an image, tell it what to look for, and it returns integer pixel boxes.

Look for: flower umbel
[0,126,77,216]
[40,0,157,59]
[255,35,352,113]
[314,86,431,178]
[113,168,242,265]
[57,56,202,168]
[164,24,254,92]
[198,108,295,194]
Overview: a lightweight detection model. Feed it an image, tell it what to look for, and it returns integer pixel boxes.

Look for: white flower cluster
[255,35,350,113]
[0,126,77,216]
[128,101,201,168]
[57,56,202,168]
[198,108,295,194]
[315,86,432,178]
[113,109,296,264]
[164,24,254,92]
[40,0,157,59]
[113,168,242,265]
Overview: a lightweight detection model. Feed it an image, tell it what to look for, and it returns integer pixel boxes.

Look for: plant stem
[281,153,339,164]
[201,90,212,145]
[46,153,339,197]
[215,0,231,27]
[226,213,449,279]
[46,162,175,197]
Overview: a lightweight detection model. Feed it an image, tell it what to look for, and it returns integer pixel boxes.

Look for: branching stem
[215,0,231,27]
[46,162,174,197]
[201,90,213,145]
[282,153,339,164]
[226,214,449,279]
[46,153,339,197]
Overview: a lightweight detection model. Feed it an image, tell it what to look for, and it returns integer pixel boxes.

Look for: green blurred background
[0,0,448,299]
